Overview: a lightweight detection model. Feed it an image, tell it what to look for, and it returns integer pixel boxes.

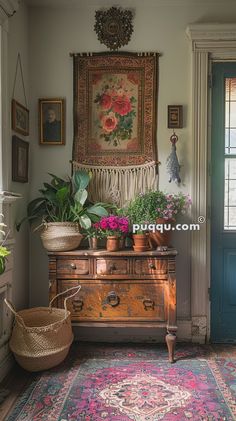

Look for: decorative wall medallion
[94,7,133,51]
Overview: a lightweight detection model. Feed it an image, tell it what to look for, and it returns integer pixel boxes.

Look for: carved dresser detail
[48,249,178,362]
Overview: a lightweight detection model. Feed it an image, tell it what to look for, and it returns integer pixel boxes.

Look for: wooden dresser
[48,248,178,362]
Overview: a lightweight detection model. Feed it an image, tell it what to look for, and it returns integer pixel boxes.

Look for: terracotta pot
[149,218,173,247]
[132,233,149,252]
[106,236,120,252]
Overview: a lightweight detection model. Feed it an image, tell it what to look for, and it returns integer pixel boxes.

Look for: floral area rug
[6,343,236,421]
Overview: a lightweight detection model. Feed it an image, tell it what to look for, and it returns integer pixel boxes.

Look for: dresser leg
[165,332,176,363]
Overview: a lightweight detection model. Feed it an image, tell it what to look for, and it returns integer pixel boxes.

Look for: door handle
[72,298,83,311]
[143,299,155,310]
[106,291,120,307]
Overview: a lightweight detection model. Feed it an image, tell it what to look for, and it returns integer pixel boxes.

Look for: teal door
[211,63,236,342]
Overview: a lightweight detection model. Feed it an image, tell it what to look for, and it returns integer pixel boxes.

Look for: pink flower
[112,95,132,116]
[100,94,112,110]
[109,222,118,230]
[101,112,118,133]
[120,225,129,233]
[100,220,108,229]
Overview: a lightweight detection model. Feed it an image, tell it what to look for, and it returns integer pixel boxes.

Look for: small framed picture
[39,98,65,145]
[12,136,29,183]
[168,105,183,129]
[12,99,29,136]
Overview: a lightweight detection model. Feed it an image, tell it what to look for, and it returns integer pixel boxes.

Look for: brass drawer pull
[70,263,76,270]
[143,299,155,310]
[109,264,117,272]
[149,263,156,270]
[106,291,120,307]
[72,298,83,311]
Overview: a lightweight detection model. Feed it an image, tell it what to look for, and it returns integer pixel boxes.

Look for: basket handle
[4,298,27,329]
[49,285,81,312]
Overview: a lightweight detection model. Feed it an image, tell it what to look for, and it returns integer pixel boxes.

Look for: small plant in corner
[0,216,10,274]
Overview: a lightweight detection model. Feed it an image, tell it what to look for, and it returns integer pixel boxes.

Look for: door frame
[186,24,236,342]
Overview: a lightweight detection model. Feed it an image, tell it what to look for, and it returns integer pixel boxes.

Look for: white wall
[27,0,236,324]
[8,1,30,309]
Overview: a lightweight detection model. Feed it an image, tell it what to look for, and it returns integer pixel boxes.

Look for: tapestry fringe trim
[72,161,158,207]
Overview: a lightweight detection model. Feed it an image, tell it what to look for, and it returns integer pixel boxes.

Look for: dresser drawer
[59,280,167,322]
[134,258,168,275]
[96,258,128,276]
[57,259,89,275]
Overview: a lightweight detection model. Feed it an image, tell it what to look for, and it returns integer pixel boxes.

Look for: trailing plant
[16,170,110,231]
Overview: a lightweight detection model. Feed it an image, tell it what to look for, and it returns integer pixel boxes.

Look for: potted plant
[146,191,192,247]
[16,170,110,252]
[126,191,192,248]
[0,218,10,274]
[125,193,150,251]
[96,215,129,251]
[84,224,103,250]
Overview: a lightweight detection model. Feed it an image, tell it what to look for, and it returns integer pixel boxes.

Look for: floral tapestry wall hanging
[72,52,159,206]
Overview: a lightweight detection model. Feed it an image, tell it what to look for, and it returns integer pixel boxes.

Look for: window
[224,78,236,230]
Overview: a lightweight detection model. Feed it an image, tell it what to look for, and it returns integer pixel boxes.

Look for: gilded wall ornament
[94,7,133,51]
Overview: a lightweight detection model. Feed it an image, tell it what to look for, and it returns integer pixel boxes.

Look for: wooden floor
[0,365,34,421]
[1,343,236,420]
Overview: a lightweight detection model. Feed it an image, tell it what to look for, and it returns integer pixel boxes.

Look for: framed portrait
[167,105,183,129]
[12,136,29,183]
[39,98,65,145]
[73,53,158,167]
[12,99,29,136]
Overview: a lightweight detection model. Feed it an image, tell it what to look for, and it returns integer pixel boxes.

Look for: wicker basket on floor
[4,286,81,372]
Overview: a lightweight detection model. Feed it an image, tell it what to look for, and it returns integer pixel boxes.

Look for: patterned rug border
[208,359,236,417]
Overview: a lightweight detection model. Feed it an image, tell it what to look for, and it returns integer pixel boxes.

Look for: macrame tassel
[166,133,181,184]
[73,161,158,207]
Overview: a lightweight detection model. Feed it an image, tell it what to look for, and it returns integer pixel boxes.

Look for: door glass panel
[225,78,236,155]
[224,158,236,229]
[224,77,236,230]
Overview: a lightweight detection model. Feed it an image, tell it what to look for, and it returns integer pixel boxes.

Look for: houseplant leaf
[72,170,91,191]
[75,189,88,206]
[79,214,91,229]
[56,186,70,203]
[87,204,108,217]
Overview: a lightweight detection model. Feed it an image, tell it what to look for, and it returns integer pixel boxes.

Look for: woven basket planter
[4,286,81,372]
[40,222,83,252]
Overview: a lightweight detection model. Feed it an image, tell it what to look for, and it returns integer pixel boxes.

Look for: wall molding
[186,23,236,341]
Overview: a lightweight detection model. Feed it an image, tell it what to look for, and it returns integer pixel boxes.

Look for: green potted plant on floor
[16,170,110,252]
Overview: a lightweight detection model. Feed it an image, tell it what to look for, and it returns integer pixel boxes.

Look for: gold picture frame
[12,99,29,136]
[39,98,65,145]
